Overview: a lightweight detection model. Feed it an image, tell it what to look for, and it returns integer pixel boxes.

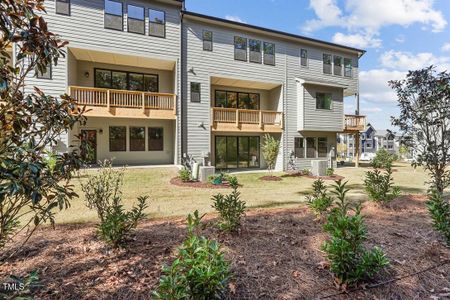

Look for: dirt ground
[1,195,449,300]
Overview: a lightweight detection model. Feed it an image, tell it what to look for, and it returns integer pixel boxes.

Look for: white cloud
[303,0,447,48]
[225,15,246,23]
[359,69,406,104]
[442,43,450,52]
[395,35,406,43]
[380,50,450,71]
[332,32,381,48]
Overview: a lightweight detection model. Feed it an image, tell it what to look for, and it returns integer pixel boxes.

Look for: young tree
[0,1,86,251]
[261,134,280,174]
[389,66,450,194]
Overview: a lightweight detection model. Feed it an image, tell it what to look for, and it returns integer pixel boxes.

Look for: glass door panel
[226,136,238,168]
[238,137,249,168]
[215,136,227,169]
[249,136,260,167]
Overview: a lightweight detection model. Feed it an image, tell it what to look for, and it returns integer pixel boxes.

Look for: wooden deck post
[142,93,145,112]
[355,132,360,168]
[259,110,263,128]
[107,90,110,111]
[236,109,239,128]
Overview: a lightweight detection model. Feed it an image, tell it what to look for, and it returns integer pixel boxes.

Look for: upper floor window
[105,0,123,31]
[263,42,275,65]
[127,5,145,35]
[334,55,342,76]
[234,36,247,61]
[215,90,260,110]
[300,49,308,67]
[149,9,165,38]
[316,92,332,110]
[203,30,213,51]
[36,64,52,80]
[94,69,158,92]
[344,58,352,77]
[323,54,332,74]
[294,137,305,158]
[55,0,70,15]
[191,82,201,102]
[249,39,262,63]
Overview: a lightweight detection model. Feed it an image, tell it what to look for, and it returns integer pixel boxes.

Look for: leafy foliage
[426,190,450,245]
[371,148,396,169]
[0,0,86,251]
[306,179,333,219]
[261,134,280,174]
[153,211,230,299]
[321,180,389,286]
[390,66,450,193]
[326,168,334,176]
[97,195,148,248]
[364,166,401,204]
[179,168,191,182]
[212,178,246,232]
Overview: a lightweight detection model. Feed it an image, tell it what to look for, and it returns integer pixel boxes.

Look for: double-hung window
[318,137,328,157]
[263,42,275,65]
[149,9,165,38]
[127,5,145,34]
[316,92,332,110]
[203,31,213,51]
[55,0,70,15]
[344,58,352,77]
[300,49,308,67]
[249,39,262,63]
[334,55,342,76]
[105,0,123,31]
[294,137,305,158]
[191,82,201,102]
[234,36,247,61]
[323,54,332,74]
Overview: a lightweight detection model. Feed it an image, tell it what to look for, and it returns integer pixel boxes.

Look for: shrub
[306,179,333,219]
[261,134,280,174]
[302,168,311,176]
[179,168,191,182]
[321,180,389,286]
[326,168,334,176]
[426,189,450,245]
[211,180,246,232]
[153,211,230,299]
[371,148,395,169]
[364,166,401,204]
[97,195,148,248]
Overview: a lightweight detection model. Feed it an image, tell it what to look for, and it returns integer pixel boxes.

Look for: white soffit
[69,47,176,71]
[211,76,281,90]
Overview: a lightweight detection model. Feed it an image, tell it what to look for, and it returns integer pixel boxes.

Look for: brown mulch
[259,176,283,181]
[1,195,450,299]
[170,177,232,189]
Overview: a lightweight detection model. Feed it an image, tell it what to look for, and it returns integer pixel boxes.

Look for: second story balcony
[344,114,366,132]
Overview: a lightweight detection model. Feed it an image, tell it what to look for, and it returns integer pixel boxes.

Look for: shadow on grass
[248,200,301,209]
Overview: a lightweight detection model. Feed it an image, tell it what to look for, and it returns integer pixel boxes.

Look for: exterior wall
[69,117,175,165]
[293,131,337,170]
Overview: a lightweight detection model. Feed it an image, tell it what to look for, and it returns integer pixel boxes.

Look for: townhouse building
[20,0,366,171]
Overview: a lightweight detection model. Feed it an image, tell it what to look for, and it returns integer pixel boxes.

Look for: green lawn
[55,162,436,224]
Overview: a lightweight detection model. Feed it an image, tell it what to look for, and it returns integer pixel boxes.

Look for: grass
[56,162,434,224]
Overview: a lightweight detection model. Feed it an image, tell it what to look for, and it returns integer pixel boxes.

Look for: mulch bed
[1,195,450,299]
[259,176,283,181]
[170,177,232,189]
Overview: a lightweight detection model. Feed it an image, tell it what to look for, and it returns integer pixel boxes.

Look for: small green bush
[364,166,401,204]
[261,134,280,174]
[427,189,450,245]
[153,211,230,299]
[326,168,334,176]
[306,179,333,219]
[371,148,395,169]
[97,196,148,248]
[211,180,246,232]
[179,168,191,182]
[322,180,389,286]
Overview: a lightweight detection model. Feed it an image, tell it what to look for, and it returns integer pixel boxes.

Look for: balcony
[69,86,176,120]
[344,114,366,132]
[211,108,283,133]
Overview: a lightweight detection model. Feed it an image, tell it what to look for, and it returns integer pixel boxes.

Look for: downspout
[180,10,185,162]
[283,46,288,171]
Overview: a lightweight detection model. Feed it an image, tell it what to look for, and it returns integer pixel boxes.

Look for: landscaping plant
[0,0,86,252]
[261,134,280,174]
[322,180,389,287]
[153,211,230,299]
[326,168,335,177]
[371,148,395,169]
[364,166,401,204]
[306,179,333,219]
[211,178,246,232]
[426,189,450,245]
[179,167,191,182]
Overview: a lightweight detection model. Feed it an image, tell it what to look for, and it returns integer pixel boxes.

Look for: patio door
[215,136,260,169]
[80,130,97,164]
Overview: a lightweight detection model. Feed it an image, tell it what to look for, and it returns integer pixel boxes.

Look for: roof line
[182,11,366,56]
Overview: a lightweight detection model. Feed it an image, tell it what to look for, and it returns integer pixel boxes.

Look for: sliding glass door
[215,136,260,169]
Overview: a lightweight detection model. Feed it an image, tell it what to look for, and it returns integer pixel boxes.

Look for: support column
[354,132,360,168]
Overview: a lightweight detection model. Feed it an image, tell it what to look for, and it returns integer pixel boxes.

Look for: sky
[184,0,450,130]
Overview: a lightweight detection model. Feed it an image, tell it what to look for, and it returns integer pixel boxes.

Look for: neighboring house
[361,123,376,154]
[18,0,365,171]
[375,130,400,154]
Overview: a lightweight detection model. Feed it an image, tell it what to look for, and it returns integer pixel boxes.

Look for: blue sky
[184,0,450,130]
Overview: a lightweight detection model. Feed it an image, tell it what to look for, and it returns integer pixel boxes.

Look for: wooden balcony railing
[69,86,176,113]
[344,114,366,132]
[212,107,283,131]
